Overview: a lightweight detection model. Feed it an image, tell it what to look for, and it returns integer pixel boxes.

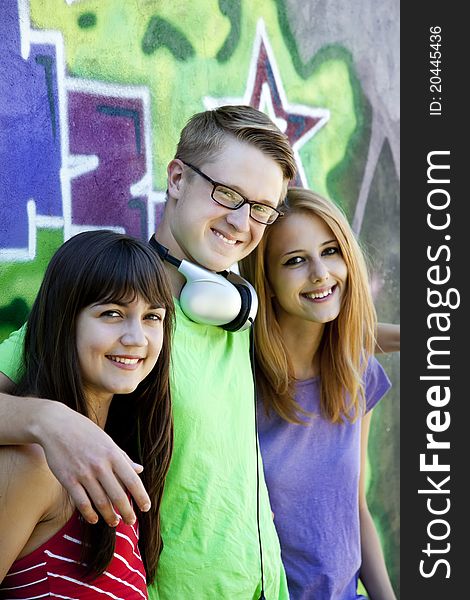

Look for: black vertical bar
[401,3,466,597]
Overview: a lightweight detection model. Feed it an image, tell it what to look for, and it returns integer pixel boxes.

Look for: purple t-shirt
[258,357,391,600]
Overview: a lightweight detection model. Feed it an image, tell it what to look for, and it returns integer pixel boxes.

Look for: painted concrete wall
[0,0,400,595]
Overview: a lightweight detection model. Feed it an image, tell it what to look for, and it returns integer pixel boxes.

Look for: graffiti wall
[0,0,400,595]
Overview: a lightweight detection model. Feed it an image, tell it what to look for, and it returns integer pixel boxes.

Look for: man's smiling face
[166,136,285,273]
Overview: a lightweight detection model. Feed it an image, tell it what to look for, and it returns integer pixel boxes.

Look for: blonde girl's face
[266,211,348,325]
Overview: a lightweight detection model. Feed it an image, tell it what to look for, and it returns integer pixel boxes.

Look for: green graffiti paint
[142,16,195,60]
[327,74,372,221]
[274,0,314,79]
[78,12,97,29]
[0,229,63,343]
[216,0,241,63]
[274,0,356,83]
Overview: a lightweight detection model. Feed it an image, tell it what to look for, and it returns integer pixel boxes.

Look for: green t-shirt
[0,305,288,599]
[149,302,288,599]
[0,324,25,383]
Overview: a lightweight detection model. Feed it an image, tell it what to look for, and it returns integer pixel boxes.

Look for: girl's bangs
[81,243,169,309]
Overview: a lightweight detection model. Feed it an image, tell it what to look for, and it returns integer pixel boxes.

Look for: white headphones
[149,237,258,331]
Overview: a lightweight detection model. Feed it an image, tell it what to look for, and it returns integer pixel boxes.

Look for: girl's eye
[145,309,166,322]
[101,310,121,318]
[322,246,340,256]
[284,256,305,266]
[146,313,163,322]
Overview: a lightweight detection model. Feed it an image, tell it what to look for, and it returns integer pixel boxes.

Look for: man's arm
[0,373,150,526]
[375,323,400,354]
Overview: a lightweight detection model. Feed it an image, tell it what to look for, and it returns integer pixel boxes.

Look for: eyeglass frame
[179,160,284,225]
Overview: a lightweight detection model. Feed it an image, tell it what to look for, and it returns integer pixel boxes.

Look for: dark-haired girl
[0,231,174,598]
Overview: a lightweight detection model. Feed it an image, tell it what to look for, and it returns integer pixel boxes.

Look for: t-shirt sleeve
[0,324,26,384]
[364,356,392,413]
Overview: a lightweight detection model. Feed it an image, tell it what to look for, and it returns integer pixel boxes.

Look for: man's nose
[225,203,251,232]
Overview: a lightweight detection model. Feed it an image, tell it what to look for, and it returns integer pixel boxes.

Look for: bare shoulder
[2,442,47,470]
[0,444,64,576]
[0,444,61,509]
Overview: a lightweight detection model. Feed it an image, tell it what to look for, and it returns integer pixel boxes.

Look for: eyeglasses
[180,160,283,225]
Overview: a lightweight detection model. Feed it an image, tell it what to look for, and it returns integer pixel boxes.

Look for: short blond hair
[175,105,297,184]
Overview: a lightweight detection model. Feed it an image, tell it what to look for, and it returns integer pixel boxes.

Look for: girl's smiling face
[76,295,166,410]
[266,211,348,327]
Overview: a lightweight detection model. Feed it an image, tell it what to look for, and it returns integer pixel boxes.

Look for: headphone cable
[249,319,266,600]
[149,236,181,268]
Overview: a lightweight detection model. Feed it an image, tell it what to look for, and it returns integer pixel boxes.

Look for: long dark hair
[16,230,174,582]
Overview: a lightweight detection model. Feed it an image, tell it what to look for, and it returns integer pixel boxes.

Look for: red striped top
[0,511,148,599]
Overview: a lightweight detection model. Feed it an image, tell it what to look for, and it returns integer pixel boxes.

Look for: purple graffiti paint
[0,0,62,250]
[68,92,147,239]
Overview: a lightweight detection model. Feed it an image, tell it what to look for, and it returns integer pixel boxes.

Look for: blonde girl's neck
[276,313,324,381]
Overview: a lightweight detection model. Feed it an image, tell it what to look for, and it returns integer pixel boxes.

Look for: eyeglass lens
[213,186,277,224]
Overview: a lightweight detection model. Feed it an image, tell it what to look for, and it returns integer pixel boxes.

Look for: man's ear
[167,159,185,200]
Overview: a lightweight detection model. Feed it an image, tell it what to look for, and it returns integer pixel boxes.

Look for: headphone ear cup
[222,284,252,332]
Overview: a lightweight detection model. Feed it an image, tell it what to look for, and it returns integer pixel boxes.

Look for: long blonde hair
[240,187,377,424]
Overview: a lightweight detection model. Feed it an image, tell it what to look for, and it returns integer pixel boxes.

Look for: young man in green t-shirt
[0,105,297,598]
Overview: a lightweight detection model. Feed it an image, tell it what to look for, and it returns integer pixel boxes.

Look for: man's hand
[375,323,400,354]
[0,385,149,526]
[32,401,151,526]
